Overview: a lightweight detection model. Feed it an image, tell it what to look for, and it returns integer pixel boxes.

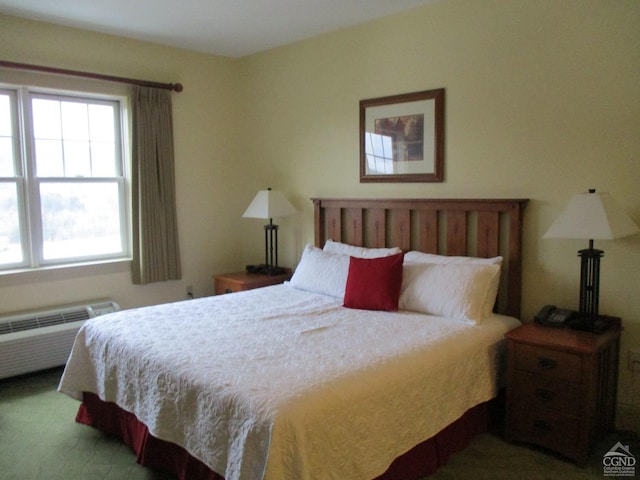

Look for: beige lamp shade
[242,189,297,220]
[543,191,639,241]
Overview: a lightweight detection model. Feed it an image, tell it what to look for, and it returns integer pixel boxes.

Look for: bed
[59,197,528,480]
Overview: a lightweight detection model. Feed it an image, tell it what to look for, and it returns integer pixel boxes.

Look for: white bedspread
[59,283,520,480]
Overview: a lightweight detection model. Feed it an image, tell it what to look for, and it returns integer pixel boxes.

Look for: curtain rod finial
[172,83,184,93]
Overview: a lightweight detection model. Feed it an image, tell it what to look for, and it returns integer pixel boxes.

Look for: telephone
[534,305,578,328]
[245,264,288,275]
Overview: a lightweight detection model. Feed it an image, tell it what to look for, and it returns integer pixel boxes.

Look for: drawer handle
[537,357,557,370]
[535,388,555,401]
[533,419,551,431]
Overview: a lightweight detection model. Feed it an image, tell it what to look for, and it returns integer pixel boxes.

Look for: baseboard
[616,402,640,434]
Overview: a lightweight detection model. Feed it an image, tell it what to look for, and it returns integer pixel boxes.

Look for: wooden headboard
[312,197,528,318]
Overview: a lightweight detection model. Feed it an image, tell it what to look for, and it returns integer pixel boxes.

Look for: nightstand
[213,269,292,295]
[505,318,621,465]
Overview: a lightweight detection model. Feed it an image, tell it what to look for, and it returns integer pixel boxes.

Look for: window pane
[34,139,64,176]
[61,101,89,141]
[0,94,12,136]
[40,182,124,260]
[63,140,91,176]
[0,137,15,176]
[0,94,15,176]
[0,182,23,265]
[32,98,62,139]
[91,142,116,176]
[89,103,117,176]
[89,104,115,142]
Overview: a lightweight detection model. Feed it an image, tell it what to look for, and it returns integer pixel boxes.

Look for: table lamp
[242,188,297,275]
[543,189,639,331]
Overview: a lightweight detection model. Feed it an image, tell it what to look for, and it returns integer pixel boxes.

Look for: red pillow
[343,252,404,311]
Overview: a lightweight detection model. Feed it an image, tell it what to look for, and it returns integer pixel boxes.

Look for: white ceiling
[0,0,441,58]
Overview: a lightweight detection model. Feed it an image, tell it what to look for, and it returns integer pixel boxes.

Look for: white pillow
[289,243,349,298]
[404,251,502,266]
[399,263,501,324]
[403,251,502,317]
[323,240,402,259]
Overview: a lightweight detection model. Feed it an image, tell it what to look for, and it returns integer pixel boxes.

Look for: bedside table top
[506,319,621,354]
[215,269,292,282]
[213,269,293,294]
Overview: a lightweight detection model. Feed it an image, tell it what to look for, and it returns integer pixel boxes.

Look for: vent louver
[0,306,93,335]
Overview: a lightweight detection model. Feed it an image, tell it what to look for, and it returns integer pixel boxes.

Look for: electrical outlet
[629,350,640,372]
[186,285,193,299]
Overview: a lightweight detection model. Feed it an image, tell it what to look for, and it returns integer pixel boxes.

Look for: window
[0,86,129,271]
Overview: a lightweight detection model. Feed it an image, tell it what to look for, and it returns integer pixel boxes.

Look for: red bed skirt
[77,392,499,480]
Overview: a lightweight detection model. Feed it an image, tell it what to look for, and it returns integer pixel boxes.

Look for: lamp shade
[242,189,297,220]
[543,191,639,240]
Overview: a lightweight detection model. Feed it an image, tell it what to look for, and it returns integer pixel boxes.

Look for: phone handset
[534,305,577,327]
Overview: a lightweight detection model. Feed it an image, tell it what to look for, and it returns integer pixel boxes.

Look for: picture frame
[360,88,444,183]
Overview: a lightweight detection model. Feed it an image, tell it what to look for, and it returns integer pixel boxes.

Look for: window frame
[0,83,131,273]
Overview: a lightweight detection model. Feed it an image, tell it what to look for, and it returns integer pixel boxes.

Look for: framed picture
[360,88,444,183]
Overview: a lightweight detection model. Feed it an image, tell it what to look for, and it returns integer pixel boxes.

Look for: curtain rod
[0,60,183,92]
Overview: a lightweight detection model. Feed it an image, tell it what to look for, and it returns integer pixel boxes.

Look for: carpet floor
[0,368,636,479]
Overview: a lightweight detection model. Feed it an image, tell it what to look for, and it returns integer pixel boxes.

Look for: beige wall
[1,0,639,425]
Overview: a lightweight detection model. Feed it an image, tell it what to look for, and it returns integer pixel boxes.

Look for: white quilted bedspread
[59,284,520,480]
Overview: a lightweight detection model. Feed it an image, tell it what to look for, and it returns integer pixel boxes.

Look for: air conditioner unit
[0,299,120,380]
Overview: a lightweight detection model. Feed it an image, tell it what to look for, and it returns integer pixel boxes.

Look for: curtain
[131,86,182,284]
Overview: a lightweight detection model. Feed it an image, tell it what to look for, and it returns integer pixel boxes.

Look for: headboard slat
[417,210,438,254]
[366,209,386,248]
[325,207,341,244]
[446,210,467,256]
[507,202,525,316]
[344,208,363,246]
[477,211,500,258]
[312,197,528,318]
[388,209,411,251]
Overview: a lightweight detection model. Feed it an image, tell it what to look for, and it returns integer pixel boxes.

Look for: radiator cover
[0,300,119,379]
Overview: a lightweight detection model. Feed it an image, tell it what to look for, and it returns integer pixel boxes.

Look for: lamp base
[567,314,610,334]
[245,264,288,276]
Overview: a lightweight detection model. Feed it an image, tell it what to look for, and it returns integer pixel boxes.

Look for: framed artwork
[360,88,444,183]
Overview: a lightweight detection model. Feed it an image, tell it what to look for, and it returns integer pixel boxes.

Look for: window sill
[0,258,132,286]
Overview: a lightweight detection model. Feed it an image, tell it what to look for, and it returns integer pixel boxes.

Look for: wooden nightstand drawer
[511,372,581,414]
[215,277,245,294]
[514,344,582,382]
[509,405,581,456]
